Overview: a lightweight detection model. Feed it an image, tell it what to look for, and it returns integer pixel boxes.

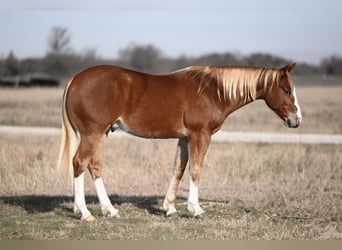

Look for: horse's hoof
[194,212,206,219]
[83,215,96,222]
[104,210,120,219]
[112,213,120,219]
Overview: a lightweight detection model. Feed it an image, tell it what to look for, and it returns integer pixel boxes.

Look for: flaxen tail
[56,78,78,183]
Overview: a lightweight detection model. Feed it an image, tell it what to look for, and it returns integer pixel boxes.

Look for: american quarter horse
[57,63,302,221]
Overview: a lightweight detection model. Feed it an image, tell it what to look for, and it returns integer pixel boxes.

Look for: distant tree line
[113,44,342,76]
[1,27,341,85]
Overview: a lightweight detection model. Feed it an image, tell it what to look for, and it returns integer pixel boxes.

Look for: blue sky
[1,0,341,64]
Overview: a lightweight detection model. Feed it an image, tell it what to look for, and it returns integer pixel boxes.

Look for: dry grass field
[0,134,341,239]
[0,78,341,239]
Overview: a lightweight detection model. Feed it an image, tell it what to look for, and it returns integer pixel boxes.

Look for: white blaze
[293,87,302,124]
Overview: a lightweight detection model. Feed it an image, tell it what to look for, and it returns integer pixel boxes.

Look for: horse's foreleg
[163,137,189,216]
[187,131,211,217]
[89,138,119,218]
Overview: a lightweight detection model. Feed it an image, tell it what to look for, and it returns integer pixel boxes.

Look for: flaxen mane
[175,66,279,103]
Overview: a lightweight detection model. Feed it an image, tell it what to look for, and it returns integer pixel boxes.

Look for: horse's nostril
[287,119,292,127]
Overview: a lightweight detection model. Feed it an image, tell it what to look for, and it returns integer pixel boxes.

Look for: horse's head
[264,63,302,128]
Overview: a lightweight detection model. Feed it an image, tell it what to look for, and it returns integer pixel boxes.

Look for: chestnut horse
[57,63,302,221]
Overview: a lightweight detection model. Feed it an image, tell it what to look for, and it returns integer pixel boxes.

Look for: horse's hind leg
[73,133,110,221]
[88,138,119,218]
[73,133,102,221]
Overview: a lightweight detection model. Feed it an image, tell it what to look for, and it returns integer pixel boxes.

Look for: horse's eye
[283,89,291,96]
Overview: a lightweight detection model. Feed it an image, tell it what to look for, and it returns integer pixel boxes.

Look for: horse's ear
[281,63,296,73]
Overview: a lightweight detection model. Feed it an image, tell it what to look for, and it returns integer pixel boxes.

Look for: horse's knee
[190,167,201,185]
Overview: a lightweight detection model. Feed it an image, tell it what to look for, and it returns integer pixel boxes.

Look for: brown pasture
[0,78,341,239]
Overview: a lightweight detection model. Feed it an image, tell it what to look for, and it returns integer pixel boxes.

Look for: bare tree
[4,51,20,76]
[45,27,75,77]
[321,55,342,75]
[118,43,163,72]
[47,27,72,56]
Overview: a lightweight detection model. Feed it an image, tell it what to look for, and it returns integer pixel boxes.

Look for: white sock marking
[94,178,118,217]
[163,174,178,216]
[188,177,204,216]
[74,173,91,220]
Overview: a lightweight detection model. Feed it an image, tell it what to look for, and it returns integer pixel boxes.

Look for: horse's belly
[116,116,187,139]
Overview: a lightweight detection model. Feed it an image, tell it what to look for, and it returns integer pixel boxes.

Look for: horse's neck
[224,69,277,114]
[255,69,278,100]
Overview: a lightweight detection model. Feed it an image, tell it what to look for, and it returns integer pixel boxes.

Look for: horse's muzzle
[284,117,301,128]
